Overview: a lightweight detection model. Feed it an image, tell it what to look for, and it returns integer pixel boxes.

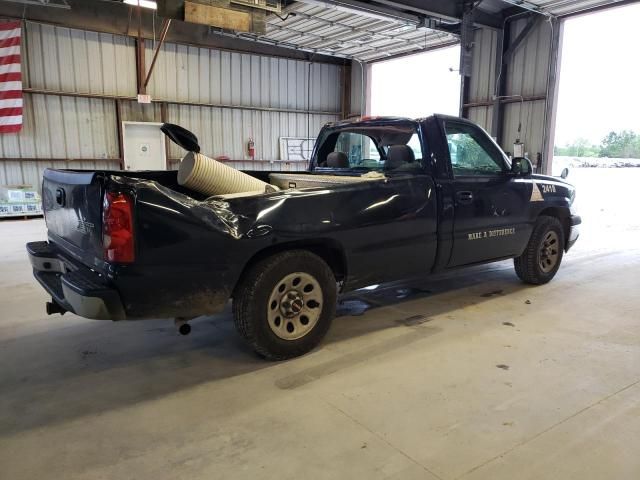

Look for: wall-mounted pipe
[465,94,546,108]
[143,18,172,89]
[21,88,341,116]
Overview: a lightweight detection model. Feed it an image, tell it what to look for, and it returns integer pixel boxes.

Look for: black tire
[514,215,565,285]
[232,250,337,360]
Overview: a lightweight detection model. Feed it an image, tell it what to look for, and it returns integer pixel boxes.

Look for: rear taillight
[103,191,135,263]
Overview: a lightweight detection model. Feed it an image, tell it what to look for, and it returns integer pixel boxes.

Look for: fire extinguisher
[247,137,255,160]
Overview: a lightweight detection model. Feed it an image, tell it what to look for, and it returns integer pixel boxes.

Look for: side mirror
[560,167,569,179]
[511,156,533,176]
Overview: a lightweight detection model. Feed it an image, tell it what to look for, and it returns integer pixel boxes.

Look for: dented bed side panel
[103,176,243,318]
[105,171,439,320]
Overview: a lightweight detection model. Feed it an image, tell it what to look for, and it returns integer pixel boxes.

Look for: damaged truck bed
[27,115,581,359]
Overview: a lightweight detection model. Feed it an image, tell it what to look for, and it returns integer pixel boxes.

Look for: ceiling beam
[0,0,70,8]
[291,0,423,24]
[558,0,640,18]
[337,0,510,29]
[496,0,553,17]
[364,37,458,62]
[0,0,344,64]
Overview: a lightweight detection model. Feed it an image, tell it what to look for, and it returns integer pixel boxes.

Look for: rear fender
[231,239,348,298]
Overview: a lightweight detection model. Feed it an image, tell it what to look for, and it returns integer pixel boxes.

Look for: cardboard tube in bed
[177,151,272,196]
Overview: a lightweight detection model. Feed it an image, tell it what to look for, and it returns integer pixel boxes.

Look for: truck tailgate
[42,169,104,267]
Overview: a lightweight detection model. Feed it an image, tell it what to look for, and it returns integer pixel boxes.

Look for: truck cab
[310,115,579,272]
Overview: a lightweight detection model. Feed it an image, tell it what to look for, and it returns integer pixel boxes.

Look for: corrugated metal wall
[466,27,498,132]
[144,43,340,113]
[1,21,342,191]
[350,60,367,117]
[0,93,118,159]
[502,18,552,162]
[0,93,120,189]
[466,18,553,163]
[166,104,335,166]
[25,23,137,96]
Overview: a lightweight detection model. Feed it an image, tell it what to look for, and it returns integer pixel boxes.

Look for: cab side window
[445,122,506,176]
[407,133,422,162]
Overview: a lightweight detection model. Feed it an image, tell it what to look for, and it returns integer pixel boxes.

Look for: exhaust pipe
[175,317,192,335]
[46,300,67,316]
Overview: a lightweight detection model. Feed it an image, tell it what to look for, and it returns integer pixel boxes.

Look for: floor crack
[458,378,640,479]
[325,398,445,480]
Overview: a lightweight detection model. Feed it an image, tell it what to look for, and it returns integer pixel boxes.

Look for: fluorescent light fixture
[123,0,158,9]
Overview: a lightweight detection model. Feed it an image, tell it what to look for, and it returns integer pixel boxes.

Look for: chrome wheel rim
[267,272,323,340]
[538,230,559,273]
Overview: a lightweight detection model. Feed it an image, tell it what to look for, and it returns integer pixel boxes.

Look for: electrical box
[513,141,525,158]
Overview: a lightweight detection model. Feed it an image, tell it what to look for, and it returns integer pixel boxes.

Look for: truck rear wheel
[232,250,337,360]
[514,215,564,285]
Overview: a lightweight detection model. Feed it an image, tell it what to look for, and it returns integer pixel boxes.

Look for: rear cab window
[314,121,425,174]
[335,132,383,169]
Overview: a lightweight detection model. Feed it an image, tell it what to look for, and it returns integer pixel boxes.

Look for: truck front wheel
[514,215,565,285]
[232,250,337,360]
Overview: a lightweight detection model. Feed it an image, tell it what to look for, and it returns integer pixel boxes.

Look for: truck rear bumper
[27,241,126,320]
[566,214,581,251]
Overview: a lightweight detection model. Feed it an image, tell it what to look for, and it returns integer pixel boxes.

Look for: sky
[554,2,640,146]
[370,45,461,118]
[370,2,640,147]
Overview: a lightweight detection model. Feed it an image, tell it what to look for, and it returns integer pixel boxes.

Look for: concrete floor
[1,168,639,479]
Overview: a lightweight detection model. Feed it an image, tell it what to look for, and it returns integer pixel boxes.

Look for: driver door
[314,128,439,287]
[445,120,532,267]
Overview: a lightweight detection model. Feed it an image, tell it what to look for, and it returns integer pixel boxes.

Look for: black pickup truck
[27,115,580,359]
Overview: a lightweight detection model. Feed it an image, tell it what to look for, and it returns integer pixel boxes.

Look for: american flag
[0,21,22,134]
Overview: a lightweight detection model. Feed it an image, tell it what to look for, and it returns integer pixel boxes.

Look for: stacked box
[0,185,43,218]
[0,202,43,217]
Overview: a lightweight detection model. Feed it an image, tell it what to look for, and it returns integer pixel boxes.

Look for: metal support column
[491,13,540,145]
[160,101,170,169]
[542,17,562,175]
[340,62,352,119]
[458,1,475,119]
[135,6,146,95]
[491,22,508,142]
[115,99,124,169]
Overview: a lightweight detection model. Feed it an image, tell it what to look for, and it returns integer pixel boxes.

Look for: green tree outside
[555,130,640,158]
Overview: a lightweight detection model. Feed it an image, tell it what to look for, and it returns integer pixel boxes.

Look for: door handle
[456,191,473,204]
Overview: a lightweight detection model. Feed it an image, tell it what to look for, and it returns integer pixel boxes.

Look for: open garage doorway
[553,2,640,251]
[370,45,461,118]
